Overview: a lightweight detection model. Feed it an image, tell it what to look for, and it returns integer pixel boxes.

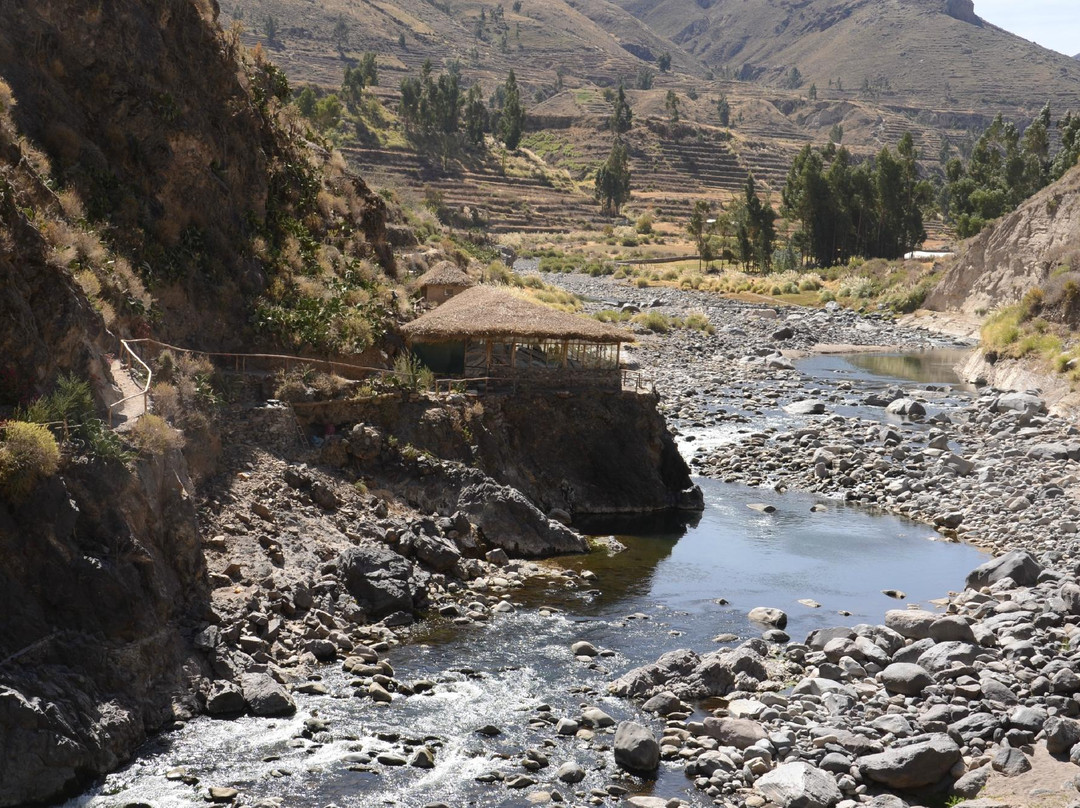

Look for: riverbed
[67,341,989,808]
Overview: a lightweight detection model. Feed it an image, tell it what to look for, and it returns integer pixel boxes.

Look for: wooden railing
[107,340,153,425]
[106,339,654,427]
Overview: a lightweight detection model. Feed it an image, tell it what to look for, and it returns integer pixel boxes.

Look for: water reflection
[796,348,974,390]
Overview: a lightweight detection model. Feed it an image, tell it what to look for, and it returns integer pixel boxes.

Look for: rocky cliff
[0,450,208,806]
[926,165,1080,317]
[294,388,703,519]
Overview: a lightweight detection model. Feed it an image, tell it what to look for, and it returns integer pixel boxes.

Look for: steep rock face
[926,165,1080,316]
[475,390,701,515]
[943,0,979,25]
[297,389,702,518]
[0,451,208,807]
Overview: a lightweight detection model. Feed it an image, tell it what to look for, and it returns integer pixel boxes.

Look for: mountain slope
[0,0,392,353]
[604,0,1080,112]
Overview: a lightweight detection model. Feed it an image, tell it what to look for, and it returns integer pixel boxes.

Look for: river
[67,350,987,808]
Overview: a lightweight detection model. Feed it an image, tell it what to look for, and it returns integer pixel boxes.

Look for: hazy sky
[975,1,1078,56]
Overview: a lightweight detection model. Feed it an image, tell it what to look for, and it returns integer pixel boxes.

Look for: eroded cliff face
[295,389,703,518]
[926,165,1080,317]
[0,450,207,806]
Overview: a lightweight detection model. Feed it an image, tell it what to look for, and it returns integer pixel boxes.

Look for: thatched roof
[401,285,633,344]
[415,261,476,289]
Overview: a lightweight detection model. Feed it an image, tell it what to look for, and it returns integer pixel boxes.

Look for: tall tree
[595,138,631,215]
[463,83,488,145]
[498,70,525,149]
[610,83,632,134]
[732,174,776,272]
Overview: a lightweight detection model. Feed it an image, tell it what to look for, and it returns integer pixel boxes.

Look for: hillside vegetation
[0,0,397,360]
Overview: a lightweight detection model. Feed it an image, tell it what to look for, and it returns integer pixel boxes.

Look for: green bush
[0,421,61,501]
[16,373,129,463]
[392,352,435,392]
[631,311,672,333]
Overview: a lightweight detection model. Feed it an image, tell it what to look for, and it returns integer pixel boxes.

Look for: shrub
[683,312,714,332]
[0,421,61,501]
[818,290,836,303]
[129,414,185,456]
[392,352,434,392]
[635,213,653,234]
[631,311,672,333]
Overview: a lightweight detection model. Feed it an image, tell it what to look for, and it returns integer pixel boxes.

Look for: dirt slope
[926,165,1080,316]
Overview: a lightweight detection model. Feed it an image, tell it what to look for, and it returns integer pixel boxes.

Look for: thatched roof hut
[402,286,632,385]
[402,286,631,344]
[414,261,476,304]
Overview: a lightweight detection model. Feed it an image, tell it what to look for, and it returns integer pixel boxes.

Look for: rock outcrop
[0,450,208,806]
[299,389,703,520]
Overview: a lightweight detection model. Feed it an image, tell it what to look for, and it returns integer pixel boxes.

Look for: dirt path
[107,358,147,427]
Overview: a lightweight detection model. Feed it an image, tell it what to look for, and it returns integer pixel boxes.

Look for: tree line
[781,134,931,267]
[942,104,1080,238]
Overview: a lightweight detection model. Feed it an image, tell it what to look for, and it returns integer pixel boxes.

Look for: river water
[68,351,987,808]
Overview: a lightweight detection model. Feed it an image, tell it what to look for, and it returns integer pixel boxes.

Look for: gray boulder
[886,398,926,418]
[205,681,245,715]
[240,673,296,717]
[412,534,461,574]
[784,399,826,415]
[991,746,1031,777]
[458,481,587,556]
[965,550,1043,590]
[858,734,961,789]
[748,606,788,628]
[881,663,932,696]
[1045,716,1080,756]
[951,765,990,798]
[608,649,700,699]
[993,391,1045,416]
[756,761,842,808]
[338,543,428,618]
[613,721,660,772]
[917,641,982,674]
[884,609,936,640]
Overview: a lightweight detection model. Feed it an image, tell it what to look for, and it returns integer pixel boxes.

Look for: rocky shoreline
[535,270,1080,808]
[61,271,1080,808]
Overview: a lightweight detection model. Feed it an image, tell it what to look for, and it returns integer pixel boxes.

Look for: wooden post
[510,342,517,368]
[485,340,493,373]
[560,340,568,368]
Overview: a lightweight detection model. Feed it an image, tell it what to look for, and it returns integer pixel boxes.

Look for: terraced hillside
[221,0,1080,239]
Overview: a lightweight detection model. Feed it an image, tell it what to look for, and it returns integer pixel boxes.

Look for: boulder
[965,550,1043,590]
[884,609,936,640]
[412,534,461,574]
[457,481,588,556]
[608,649,700,699]
[702,717,767,749]
[993,391,1045,416]
[881,663,932,696]
[748,607,788,629]
[205,681,245,715]
[338,543,428,618]
[756,761,842,808]
[917,641,982,674]
[784,400,826,415]
[858,734,961,789]
[1045,716,1080,755]
[240,673,296,717]
[886,398,926,418]
[613,721,660,772]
